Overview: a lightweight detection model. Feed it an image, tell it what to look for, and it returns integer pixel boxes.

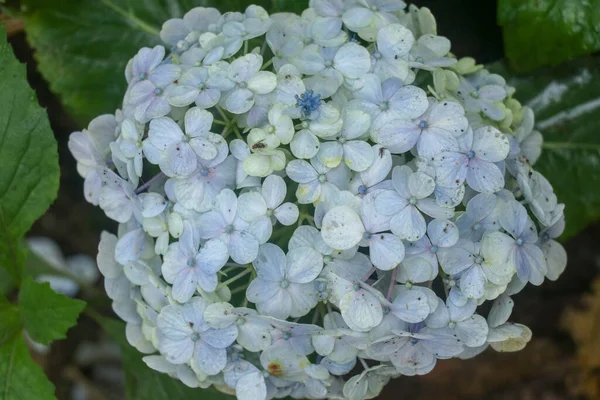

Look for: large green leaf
[0,26,59,283]
[0,334,56,400]
[18,278,86,345]
[498,0,600,72]
[21,0,308,124]
[0,296,20,346]
[491,58,600,238]
[97,316,232,400]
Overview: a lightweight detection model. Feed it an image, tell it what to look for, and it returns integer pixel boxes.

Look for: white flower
[342,0,406,41]
[144,107,221,177]
[68,115,116,205]
[294,43,371,98]
[238,175,299,226]
[167,63,235,108]
[316,106,374,171]
[197,189,266,264]
[156,297,238,375]
[286,158,351,204]
[371,24,414,81]
[224,54,277,114]
[111,119,144,186]
[162,224,229,302]
[247,243,323,319]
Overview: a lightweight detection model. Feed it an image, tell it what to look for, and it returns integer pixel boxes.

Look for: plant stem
[135,172,165,194]
[217,268,253,290]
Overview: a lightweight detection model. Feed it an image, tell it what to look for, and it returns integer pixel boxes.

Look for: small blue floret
[296,90,321,117]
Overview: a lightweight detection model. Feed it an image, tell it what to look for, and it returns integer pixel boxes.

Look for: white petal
[334,42,371,79]
[369,233,405,270]
[238,192,268,222]
[321,206,365,250]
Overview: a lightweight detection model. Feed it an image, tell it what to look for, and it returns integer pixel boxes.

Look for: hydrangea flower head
[71,1,567,399]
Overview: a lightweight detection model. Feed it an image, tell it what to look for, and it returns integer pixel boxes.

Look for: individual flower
[223,53,277,114]
[156,297,238,375]
[372,99,468,158]
[167,63,235,108]
[371,24,414,81]
[110,118,145,186]
[316,106,374,171]
[321,191,405,270]
[342,0,406,41]
[286,158,351,204]
[293,43,371,98]
[143,107,222,177]
[197,189,267,264]
[68,114,117,205]
[161,224,229,302]
[482,200,547,285]
[374,166,454,241]
[433,126,510,193]
[425,299,488,347]
[246,243,323,319]
[348,145,393,197]
[354,74,428,124]
[237,175,299,226]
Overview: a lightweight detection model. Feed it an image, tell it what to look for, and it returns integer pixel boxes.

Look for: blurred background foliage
[1,0,600,399]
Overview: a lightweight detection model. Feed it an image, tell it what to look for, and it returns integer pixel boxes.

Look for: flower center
[470,90,479,98]
[296,90,322,117]
[266,208,274,217]
[416,56,424,63]
[475,256,484,264]
[352,282,361,291]
[154,87,163,96]
[191,332,201,342]
[200,168,209,176]
[406,281,413,290]
[225,225,234,234]
[448,279,456,287]
[516,238,525,246]
[139,72,147,80]
[267,126,275,133]
[324,60,333,68]
[467,150,476,159]
[383,306,391,315]
[323,255,333,264]
[363,231,372,240]
[409,337,418,344]
[187,258,197,267]
[373,51,382,60]
[280,279,290,289]
[430,245,438,254]
[282,331,292,340]
[197,82,206,89]
[379,101,389,110]
[409,196,417,205]
[473,223,481,231]
[448,321,456,329]
[318,174,327,183]
[418,120,428,129]
[236,317,246,325]
[239,82,248,89]
[358,185,368,195]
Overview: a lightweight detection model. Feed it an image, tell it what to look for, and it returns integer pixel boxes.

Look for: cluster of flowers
[69,1,567,399]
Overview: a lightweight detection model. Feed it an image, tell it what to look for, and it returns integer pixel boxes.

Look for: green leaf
[0,334,56,400]
[18,278,86,345]
[490,58,600,238]
[0,26,59,283]
[498,0,600,72]
[0,296,20,346]
[20,0,307,124]
[96,315,232,400]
